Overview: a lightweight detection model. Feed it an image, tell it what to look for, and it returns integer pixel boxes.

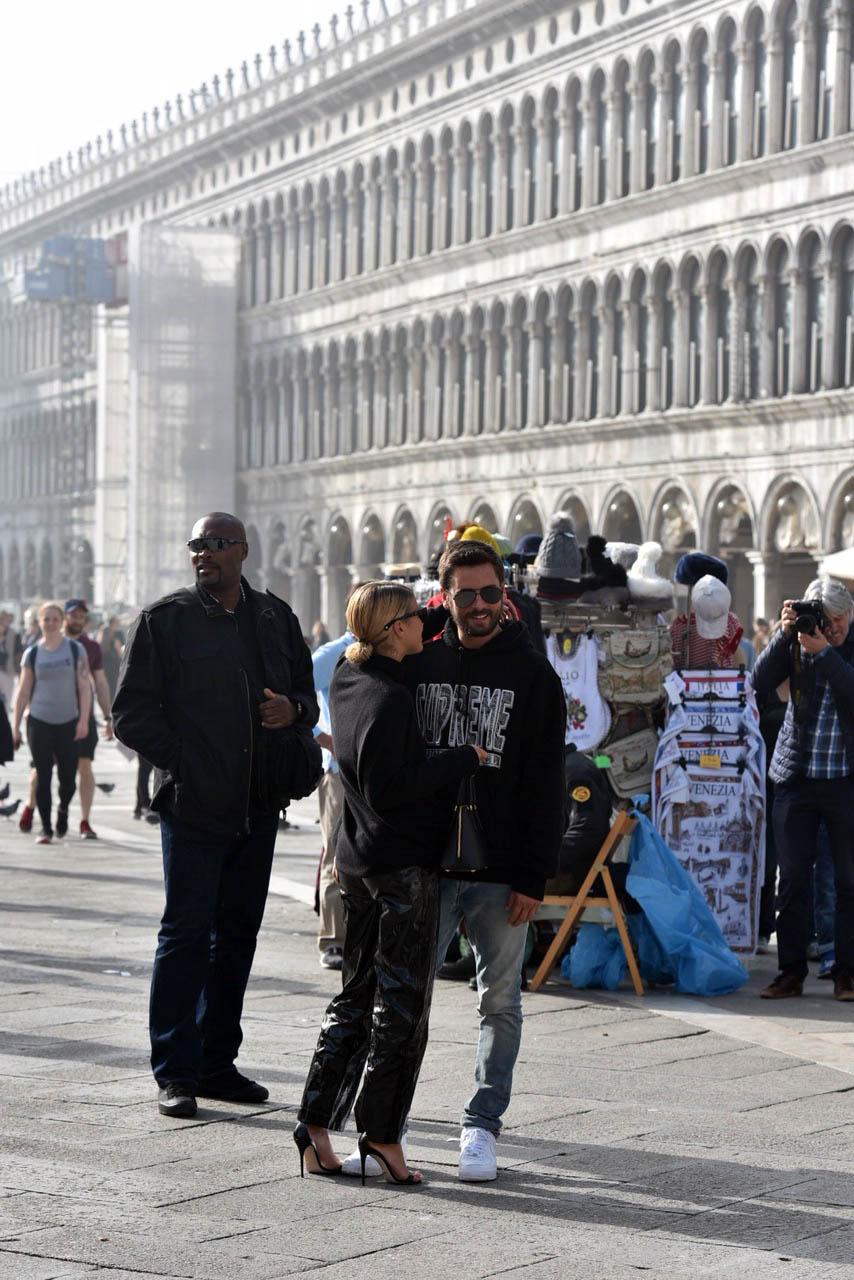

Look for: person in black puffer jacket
[296,581,484,1186]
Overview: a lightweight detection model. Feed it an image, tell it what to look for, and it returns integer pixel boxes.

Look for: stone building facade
[1,0,853,631]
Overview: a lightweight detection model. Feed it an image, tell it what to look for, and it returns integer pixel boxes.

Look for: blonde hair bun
[344,581,417,664]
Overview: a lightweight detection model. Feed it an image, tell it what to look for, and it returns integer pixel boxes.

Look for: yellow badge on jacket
[571,785,591,803]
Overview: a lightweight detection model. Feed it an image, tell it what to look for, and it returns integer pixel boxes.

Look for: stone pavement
[1,744,854,1280]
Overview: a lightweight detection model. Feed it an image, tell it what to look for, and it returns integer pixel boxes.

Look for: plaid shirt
[804,653,850,779]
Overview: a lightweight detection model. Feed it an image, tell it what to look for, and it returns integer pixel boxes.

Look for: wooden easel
[529,810,644,996]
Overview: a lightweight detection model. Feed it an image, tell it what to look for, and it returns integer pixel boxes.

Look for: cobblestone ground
[1,743,853,1279]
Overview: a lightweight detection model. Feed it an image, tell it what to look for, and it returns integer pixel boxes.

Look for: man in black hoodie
[407,541,566,1182]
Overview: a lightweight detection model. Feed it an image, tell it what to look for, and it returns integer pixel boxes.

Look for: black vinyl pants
[27,716,78,835]
[298,865,438,1144]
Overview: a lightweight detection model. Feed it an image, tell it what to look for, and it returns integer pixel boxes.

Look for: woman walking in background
[294,581,486,1186]
[12,602,92,844]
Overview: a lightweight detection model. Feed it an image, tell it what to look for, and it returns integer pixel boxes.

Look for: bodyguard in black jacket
[297,582,484,1184]
[405,540,566,1182]
[113,514,320,1119]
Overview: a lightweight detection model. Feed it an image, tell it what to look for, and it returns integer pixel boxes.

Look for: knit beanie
[459,524,502,558]
[534,513,581,581]
[675,551,728,587]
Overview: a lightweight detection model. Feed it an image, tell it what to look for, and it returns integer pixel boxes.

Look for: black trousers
[773,776,854,978]
[758,778,778,940]
[136,756,153,810]
[27,716,78,834]
[298,866,438,1144]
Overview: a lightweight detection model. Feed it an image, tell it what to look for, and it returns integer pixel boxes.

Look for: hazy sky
[2,0,342,182]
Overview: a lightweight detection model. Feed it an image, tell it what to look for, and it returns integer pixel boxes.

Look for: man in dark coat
[752,577,854,1002]
[113,513,319,1117]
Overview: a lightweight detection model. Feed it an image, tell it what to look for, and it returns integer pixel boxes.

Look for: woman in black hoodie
[294,581,485,1186]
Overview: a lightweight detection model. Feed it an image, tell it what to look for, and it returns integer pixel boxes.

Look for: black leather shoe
[197,1069,269,1103]
[158,1082,197,1118]
[834,973,854,1002]
[760,972,804,999]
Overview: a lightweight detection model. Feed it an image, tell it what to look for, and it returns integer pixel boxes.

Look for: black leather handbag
[440,776,489,875]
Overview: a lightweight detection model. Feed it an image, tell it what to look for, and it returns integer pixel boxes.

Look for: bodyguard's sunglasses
[453,585,503,608]
[187,536,246,553]
[383,609,421,631]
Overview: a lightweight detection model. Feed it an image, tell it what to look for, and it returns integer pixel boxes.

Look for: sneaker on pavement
[197,1068,269,1103]
[79,820,98,840]
[438,953,477,981]
[55,807,69,838]
[18,804,34,833]
[459,1127,497,1182]
[158,1082,197,1118]
[320,946,344,970]
[759,972,803,999]
[819,951,836,979]
[807,941,821,961]
[342,1132,408,1177]
[834,973,854,1002]
[35,830,52,846]
[755,936,770,955]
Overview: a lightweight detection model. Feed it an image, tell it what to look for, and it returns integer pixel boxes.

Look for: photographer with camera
[753,578,854,1001]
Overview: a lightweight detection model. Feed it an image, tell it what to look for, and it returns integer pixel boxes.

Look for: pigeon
[96,782,116,794]
[0,782,9,800]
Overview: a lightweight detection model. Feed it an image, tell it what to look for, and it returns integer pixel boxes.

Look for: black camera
[791,600,827,636]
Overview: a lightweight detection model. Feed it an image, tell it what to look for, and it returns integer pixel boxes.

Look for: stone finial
[96,135,103,155]
[313,22,322,50]
[39,165,46,184]
[241,59,250,88]
[164,101,172,126]
[192,88,200,113]
[199,84,208,108]
[361,0,370,28]
[153,105,160,129]
[345,4,355,34]
[283,39,292,65]
[226,67,235,95]
[120,123,127,146]
[141,111,148,135]
[297,30,306,60]
[379,0,388,15]
[330,13,339,42]
[67,149,73,170]
[176,93,184,119]
[106,128,114,150]
[85,142,92,163]
[254,51,263,81]
[268,44,277,73]
[131,119,139,143]
[212,73,221,100]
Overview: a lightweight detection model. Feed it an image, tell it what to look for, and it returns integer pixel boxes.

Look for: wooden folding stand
[529,811,644,996]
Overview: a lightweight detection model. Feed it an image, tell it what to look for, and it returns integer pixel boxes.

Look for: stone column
[608,90,622,200]
[284,210,297,296]
[738,42,755,162]
[399,164,413,260]
[655,73,671,184]
[315,200,328,288]
[496,130,510,233]
[414,159,429,255]
[367,173,381,273]
[271,216,285,299]
[443,336,460,438]
[832,1,852,134]
[789,267,808,393]
[425,340,441,440]
[672,287,689,406]
[485,327,501,432]
[824,259,841,387]
[733,278,748,401]
[373,354,388,450]
[408,344,423,442]
[700,285,717,404]
[473,137,488,237]
[768,32,784,153]
[330,194,343,283]
[435,149,450,251]
[513,124,527,228]
[630,80,644,193]
[528,321,544,427]
[298,210,311,292]
[746,550,774,621]
[536,116,550,221]
[348,182,361,275]
[758,273,776,398]
[620,299,635,413]
[710,52,726,169]
[257,222,270,304]
[464,333,479,434]
[242,230,256,308]
[453,143,468,244]
[390,350,406,445]
[582,98,596,206]
[576,307,591,420]
[683,63,698,177]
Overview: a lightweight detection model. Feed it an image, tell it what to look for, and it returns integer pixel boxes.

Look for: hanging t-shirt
[546,633,611,751]
[670,612,743,669]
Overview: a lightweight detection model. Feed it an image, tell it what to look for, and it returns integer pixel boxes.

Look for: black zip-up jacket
[330,652,479,878]
[113,579,318,836]
[405,619,567,900]
[753,622,854,783]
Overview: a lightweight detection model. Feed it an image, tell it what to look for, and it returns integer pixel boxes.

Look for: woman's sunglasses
[452,586,503,608]
[382,609,421,631]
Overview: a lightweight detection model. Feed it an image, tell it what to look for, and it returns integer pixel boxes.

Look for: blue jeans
[150,812,278,1086]
[437,879,527,1135]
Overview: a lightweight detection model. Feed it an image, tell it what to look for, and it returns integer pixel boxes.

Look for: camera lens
[795,615,816,636]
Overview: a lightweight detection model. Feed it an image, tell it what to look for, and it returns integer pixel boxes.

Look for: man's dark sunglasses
[187,536,245,553]
[453,585,503,608]
[383,609,421,631]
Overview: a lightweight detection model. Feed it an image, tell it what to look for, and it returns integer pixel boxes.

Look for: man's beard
[458,610,500,638]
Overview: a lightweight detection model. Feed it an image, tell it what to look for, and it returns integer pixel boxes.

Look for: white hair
[805,576,854,617]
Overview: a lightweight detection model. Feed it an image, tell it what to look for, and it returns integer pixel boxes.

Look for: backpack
[597,627,673,707]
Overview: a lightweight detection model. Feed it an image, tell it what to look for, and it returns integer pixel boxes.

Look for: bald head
[192,512,246,541]
[189,512,248,599]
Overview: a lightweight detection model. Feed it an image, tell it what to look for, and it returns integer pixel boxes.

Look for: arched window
[472,309,487,434]
[481,116,496,237]
[580,282,599,419]
[654,265,675,409]
[360,339,375,449]
[605,278,623,415]
[499,108,515,231]
[629,272,650,413]
[614,61,632,197]
[554,286,577,422]
[334,172,348,281]
[689,30,710,174]
[718,20,740,166]
[510,299,529,428]
[429,315,446,439]
[637,52,657,190]
[769,240,792,395]
[746,9,768,157]
[813,0,833,140]
[780,0,801,149]
[523,98,538,225]
[543,89,560,217]
[371,158,384,271]
[589,70,608,205]
[259,202,272,303]
[683,258,703,406]
[459,124,474,244]
[353,166,366,274]
[803,235,825,391]
[836,227,854,386]
[708,251,731,403]
[567,79,584,211]
[402,144,417,260]
[318,181,331,287]
[301,188,315,292]
[438,130,455,249]
[422,136,436,254]
[494,304,509,431]
[410,322,427,442]
[664,41,683,181]
[387,151,400,264]
[737,246,762,400]
[392,326,408,443]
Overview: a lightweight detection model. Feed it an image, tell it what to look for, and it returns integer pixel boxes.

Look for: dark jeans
[150,811,278,1086]
[298,866,438,1143]
[27,716,78,834]
[758,777,778,940]
[773,776,854,979]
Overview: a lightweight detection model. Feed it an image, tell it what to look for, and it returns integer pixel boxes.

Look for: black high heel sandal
[358,1133,421,1187]
[292,1122,342,1178]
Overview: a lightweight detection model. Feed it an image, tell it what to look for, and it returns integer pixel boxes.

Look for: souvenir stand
[651,666,766,955]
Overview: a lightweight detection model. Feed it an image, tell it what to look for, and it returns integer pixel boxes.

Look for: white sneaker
[340,1132,408,1178]
[458,1127,497,1181]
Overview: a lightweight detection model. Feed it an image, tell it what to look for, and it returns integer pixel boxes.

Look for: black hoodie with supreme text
[404,619,567,900]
